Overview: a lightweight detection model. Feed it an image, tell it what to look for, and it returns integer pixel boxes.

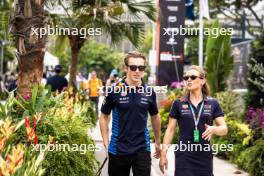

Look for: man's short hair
[124,51,146,66]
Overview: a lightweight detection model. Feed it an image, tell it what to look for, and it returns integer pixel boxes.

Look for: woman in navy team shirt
[159,65,228,176]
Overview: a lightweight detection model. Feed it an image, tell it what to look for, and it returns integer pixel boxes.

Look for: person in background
[105,69,120,87]
[76,72,84,90]
[46,69,53,78]
[88,70,103,113]
[0,76,6,98]
[81,75,89,93]
[46,65,68,93]
[5,72,15,90]
[41,72,47,85]
[7,73,17,92]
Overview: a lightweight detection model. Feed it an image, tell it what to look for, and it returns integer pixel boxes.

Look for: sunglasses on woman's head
[127,65,146,71]
[183,75,203,81]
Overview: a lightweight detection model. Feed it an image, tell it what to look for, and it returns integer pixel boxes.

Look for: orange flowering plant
[24,113,41,145]
[0,117,45,176]
[0,85,99,175]
[4,86,98,175]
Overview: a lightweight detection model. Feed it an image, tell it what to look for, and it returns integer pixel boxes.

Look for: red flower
[22,92,31,101]
[24,115,38,145]
[24,116,30,128]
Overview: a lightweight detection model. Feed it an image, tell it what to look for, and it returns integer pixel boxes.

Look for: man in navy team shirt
[99,51,161,176]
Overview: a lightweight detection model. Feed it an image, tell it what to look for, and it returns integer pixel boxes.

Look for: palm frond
[122,0,156,21]
[53,35,69,56]
[47,0,155,48]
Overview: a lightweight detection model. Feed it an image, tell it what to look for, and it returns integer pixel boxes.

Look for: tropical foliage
[0,86,98,175]
[0,0,15,73]
[54,40,124,80]
[49,0,156,89]
[211,0,263,37]
[246,31,264,109]
[205,20,234,95]
[150,89,184,142]
[212,91,264,176]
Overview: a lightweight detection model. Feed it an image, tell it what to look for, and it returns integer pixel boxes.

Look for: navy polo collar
[181,94,209,103]
[121,77,146,88]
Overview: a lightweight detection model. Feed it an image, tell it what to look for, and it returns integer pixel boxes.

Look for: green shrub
[246,31,264,108]
[1,86,99,176]
[212,91,264,175]
[212,113,253,161]
[150,89,183,142]
[215,91,244,120]
[158,108,179,142]
[38,100,98,176]
[236,139,264,176]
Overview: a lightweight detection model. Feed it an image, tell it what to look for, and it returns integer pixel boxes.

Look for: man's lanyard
[189,101,204,130]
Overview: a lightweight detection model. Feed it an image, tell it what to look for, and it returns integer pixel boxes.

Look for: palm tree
[50,0,156,89]
[9,0,155,95]
[10,0,48,96]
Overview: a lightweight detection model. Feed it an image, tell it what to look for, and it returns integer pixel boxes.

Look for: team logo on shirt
[119,97,129,103]
[181,109,191,115]
[182,104,188,109]
[204,105,211,109]
[204,105,212,115]
[140,97,149,105]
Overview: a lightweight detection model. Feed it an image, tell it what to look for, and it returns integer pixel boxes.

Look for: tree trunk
[10,0,47,96]
[69,47,80,90]
[68,35,85,91]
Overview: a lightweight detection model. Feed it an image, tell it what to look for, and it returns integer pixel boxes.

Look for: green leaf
[31,86,38,112]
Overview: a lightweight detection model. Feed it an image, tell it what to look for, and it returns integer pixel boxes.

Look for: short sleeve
[212,100,224,119]
[100,92,114,115]
[149,91,159,116]
[169,100,181,119]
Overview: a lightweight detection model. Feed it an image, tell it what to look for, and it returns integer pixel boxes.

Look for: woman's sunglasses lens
[190,75,198,80]
[183,76,189,81]
[183,75,198,80]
